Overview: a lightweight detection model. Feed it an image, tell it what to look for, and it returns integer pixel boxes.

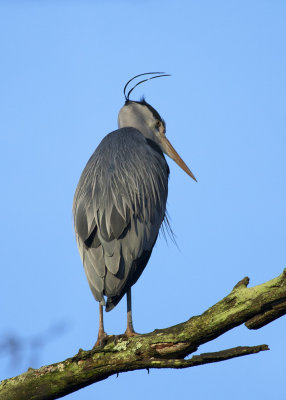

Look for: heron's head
[118,98,166,141]
[118,73,196,181]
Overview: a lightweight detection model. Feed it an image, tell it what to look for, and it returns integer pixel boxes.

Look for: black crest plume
[124,72,170,102]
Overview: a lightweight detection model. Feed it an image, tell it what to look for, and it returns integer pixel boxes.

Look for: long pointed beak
[160,136,197,182]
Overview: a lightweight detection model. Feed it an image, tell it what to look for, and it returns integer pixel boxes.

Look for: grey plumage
[73,127,169,311]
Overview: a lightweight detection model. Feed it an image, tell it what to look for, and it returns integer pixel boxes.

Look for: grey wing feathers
[73,127,169,310]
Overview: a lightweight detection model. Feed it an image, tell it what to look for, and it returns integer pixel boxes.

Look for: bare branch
[0,269,285,400]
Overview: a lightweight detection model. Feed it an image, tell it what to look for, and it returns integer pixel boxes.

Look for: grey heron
[73,72,196,345]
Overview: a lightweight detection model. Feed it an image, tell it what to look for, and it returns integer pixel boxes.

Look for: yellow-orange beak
[160,136,197,182]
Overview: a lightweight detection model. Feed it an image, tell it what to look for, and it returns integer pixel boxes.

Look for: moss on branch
[1,269,286,400]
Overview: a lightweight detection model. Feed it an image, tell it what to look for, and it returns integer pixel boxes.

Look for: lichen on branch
[1,269,286,400]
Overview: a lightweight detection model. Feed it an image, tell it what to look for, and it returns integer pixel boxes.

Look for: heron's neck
[118,117,156,142]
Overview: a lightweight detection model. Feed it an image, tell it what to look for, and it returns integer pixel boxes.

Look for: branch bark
[1,269,286,400]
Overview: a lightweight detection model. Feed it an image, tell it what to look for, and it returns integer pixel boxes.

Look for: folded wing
[73,127,169,311]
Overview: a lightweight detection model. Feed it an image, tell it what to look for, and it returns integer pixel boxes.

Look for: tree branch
[1,269,286,400]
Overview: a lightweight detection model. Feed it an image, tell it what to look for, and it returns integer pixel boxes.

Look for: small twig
[145,345,269,369]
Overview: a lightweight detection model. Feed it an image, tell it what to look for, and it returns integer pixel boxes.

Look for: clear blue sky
[1,1,286,399]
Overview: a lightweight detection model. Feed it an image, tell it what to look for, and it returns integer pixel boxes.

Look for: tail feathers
[105,293,125,312]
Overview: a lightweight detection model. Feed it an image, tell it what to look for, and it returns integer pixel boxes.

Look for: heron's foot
[113,329,139,345]
[93,331,108,348]
[124,327,139,338]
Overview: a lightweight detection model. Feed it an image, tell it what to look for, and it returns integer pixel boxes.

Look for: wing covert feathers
[73,128,169,310]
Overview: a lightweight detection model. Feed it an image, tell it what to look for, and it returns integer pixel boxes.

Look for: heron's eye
[155,120,161,129]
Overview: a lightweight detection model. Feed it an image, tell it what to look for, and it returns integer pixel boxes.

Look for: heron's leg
[124,288,138,337]
[94,304,108,347]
